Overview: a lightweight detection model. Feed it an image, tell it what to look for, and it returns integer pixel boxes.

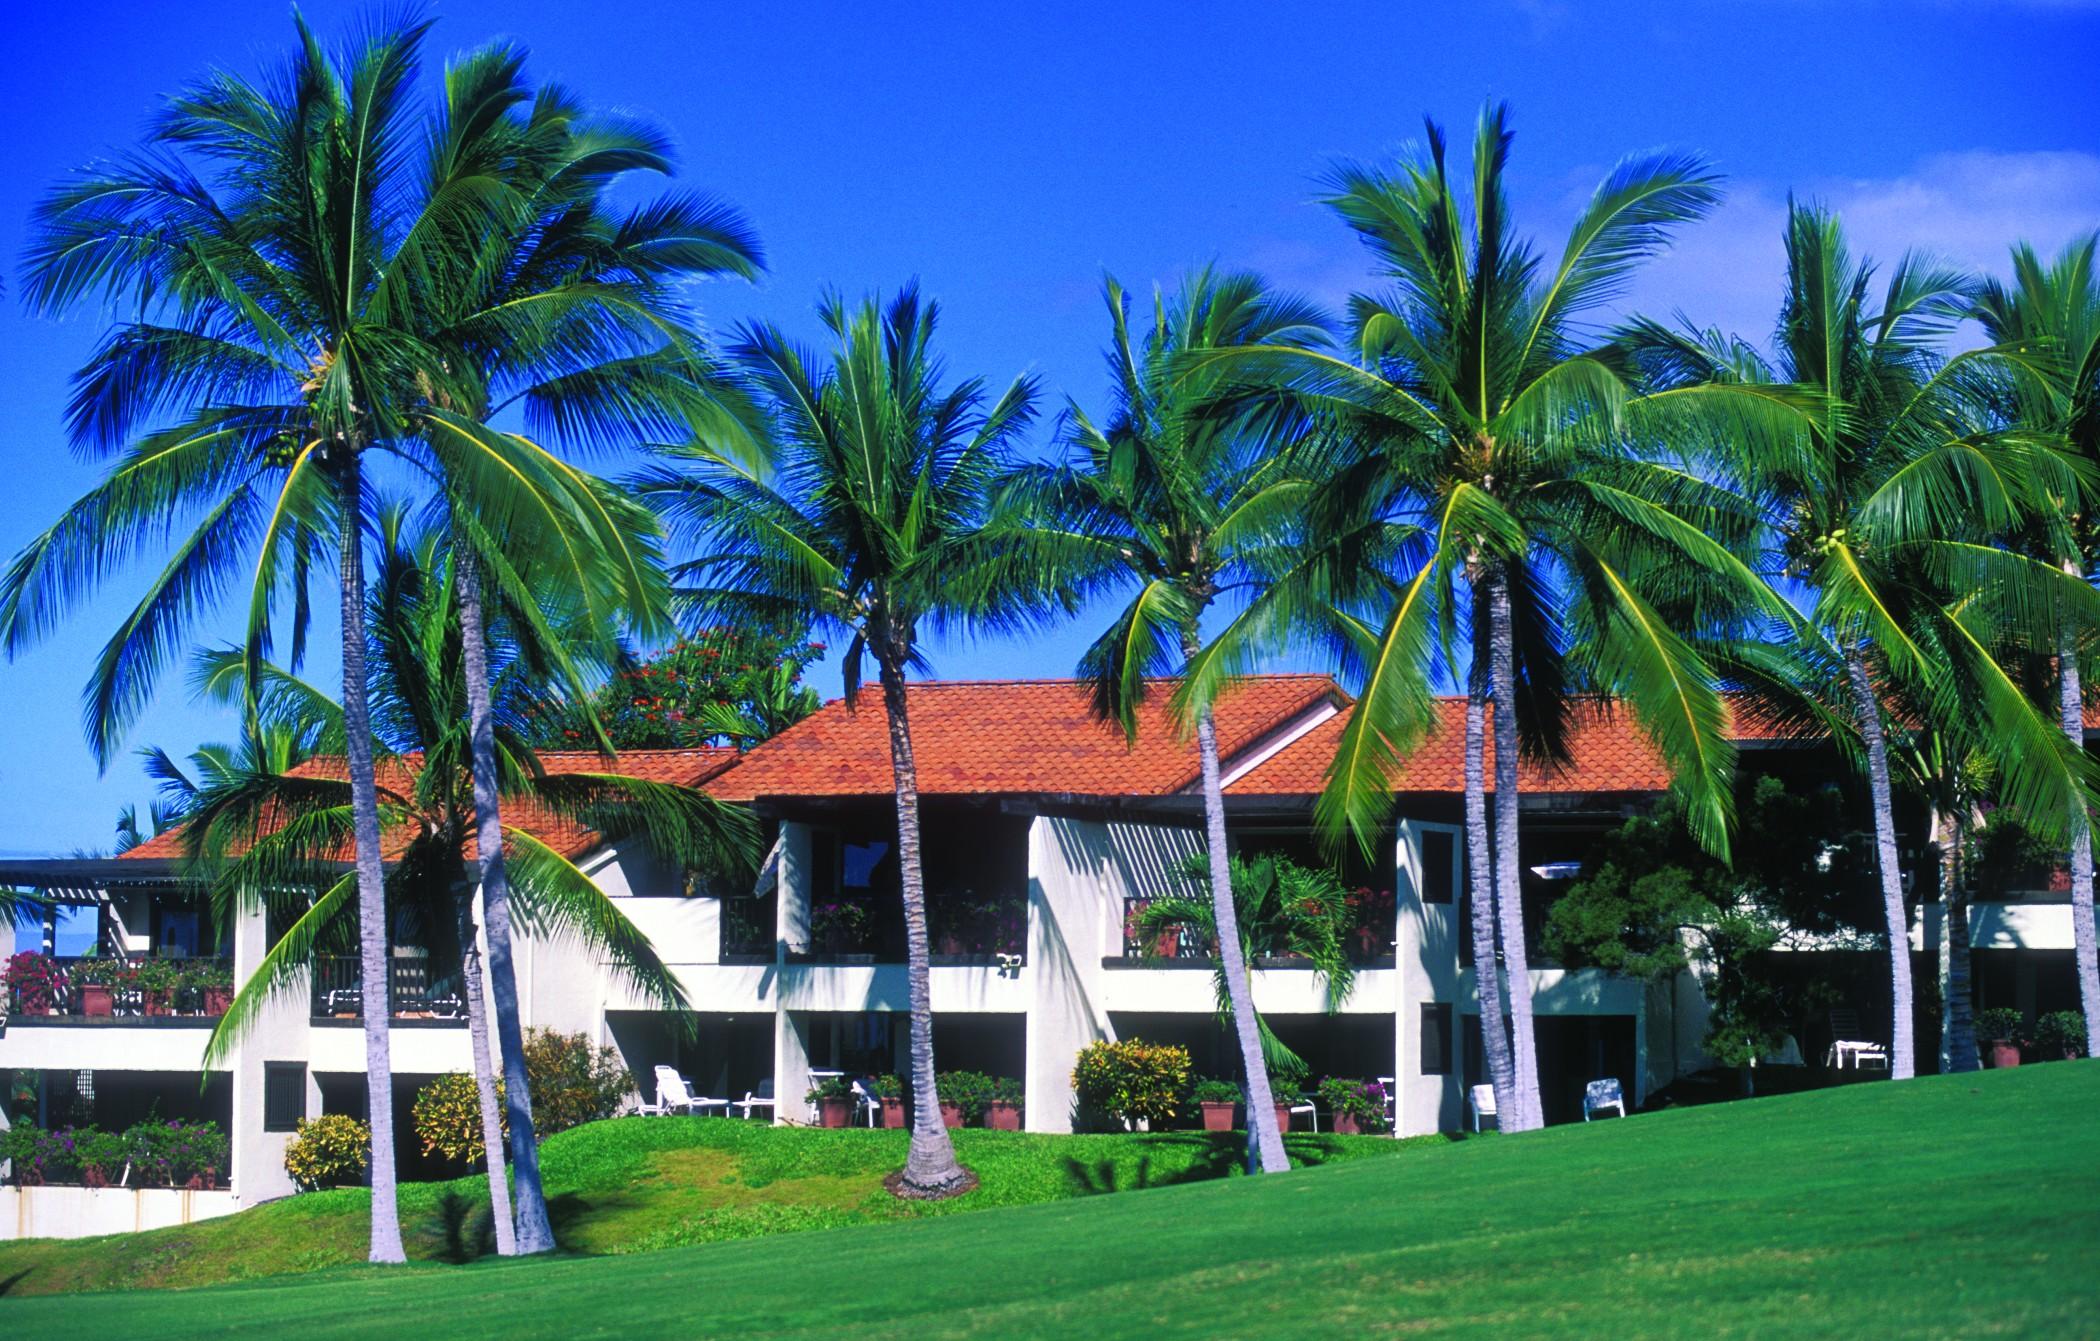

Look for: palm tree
[392,45,761,1254]
[639,288,1039,1198]
[192,509,745,1251]
[992,268,1387,1172]
[6,17,685,1257]
[1973,235,2100,1056]
[1625,206,2097,1079]
[1190,105,1788,1130]
[1135,853,1359,1091]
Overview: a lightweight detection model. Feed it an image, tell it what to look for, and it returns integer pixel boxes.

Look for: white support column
[774,1010,811,1127]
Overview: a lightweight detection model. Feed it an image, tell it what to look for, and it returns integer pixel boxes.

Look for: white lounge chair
[1286,1097,1318,1133]
[1376,1076,1397,1132]
[735,1078,776,1121]
[1583,1077,1625,1121]
[648,1065,730,1117]
[1468,1083,1497,1133]
[1825,1009,1890,1072]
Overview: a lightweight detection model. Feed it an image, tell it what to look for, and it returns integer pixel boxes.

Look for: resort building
[1,675,2088,1237]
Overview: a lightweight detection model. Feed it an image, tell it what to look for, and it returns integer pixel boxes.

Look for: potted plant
[806,1074,856,1128]
[874,1073,907,1128]
[197,962,235,1016]
[72,956,128,1017]
[1191,1078,1240,1133]
[135,958,179,1016]
[1977,1007,2025,1069]
[3,952,65,1015]
[935,1070,988,1128]
[2035,1010,2086,1062]
[1318,1076,1390,1136]
[76,1129,129,1188]
[984,1075,1024,1131]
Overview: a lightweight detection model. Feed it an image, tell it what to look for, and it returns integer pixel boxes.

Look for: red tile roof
[705,676,1345,802]
[120,747,741,863]
[1225,699,1672,796]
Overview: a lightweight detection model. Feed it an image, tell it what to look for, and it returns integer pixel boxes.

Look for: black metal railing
[310,955,465,1019]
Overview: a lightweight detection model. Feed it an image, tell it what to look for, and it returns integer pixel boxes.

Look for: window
[1420,1002,1453,1075]
[1420,830,1456,904]
[263,1061,306,1133]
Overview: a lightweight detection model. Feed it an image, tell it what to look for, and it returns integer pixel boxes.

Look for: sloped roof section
[705,676,1346,802]
[120,747,741,863]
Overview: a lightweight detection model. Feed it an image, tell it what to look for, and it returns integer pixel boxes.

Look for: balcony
[2,954,234,1025]
[793,886,1028,967]
[309,955,467,1024]
[1110,891,1397,970]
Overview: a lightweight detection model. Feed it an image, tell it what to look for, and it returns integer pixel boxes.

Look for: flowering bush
[3,952,66,1013]
[1072,1039,1192,1130]
[1317,1076,1390,1133]
[128,1119,230,1187]
[413,1072,503,1165]
[0,1124,78,1183]
[525,626,823,751]
[283,1114,370,1190]
[523,1028,633,1136]
[811,899,872,952]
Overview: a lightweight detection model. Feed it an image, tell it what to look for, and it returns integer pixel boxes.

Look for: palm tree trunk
[876,653,970,1198]
[1844,643,1915,1080]
[1942,808,1977,1075]
[2059,621,2100,1058]
[453,544,555,1252]
[1182,633,1288,1173]
[1464,670,1515,1127]
[1487,570,1543,1131]
[456,903,516,1256]
[334,452,404,1264]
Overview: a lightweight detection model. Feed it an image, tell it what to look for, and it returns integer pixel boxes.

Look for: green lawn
[6,1064,2097,1338]
[0,1119,1417,1296]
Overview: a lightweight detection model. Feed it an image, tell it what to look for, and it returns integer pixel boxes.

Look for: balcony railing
[802,887,1027,964]
[2,954,234,1021]
[310,955,466,1020]
[1118,895,1398,967]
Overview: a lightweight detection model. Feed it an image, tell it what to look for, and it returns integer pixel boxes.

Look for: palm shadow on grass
[427,1191,498,1264]
[1059,1132,1363,1196]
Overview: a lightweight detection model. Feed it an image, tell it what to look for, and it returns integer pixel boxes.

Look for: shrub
[1317,1076,1390,1133]
[1189,1077,1242,1105]
[127,1119,230,1186]
[413,1073,503,1166]
[74,1128,130,1183]
[522,1028,632,1136]
[2035,1011,2087,1059]
[1976,1007,2025,1044]
[1071,1039,1191,1130]
[4,952,66,1013]
[873,1073,904,1099]
[936,1070,993,1122]
[0,1124,77,1184]
[989,1075,1024,1106]
[283,1114,370,1190]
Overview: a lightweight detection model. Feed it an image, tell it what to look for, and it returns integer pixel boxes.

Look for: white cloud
[1623,149,2100,348]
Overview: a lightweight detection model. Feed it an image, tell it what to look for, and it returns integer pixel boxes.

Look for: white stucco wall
[0,1186,241,1241]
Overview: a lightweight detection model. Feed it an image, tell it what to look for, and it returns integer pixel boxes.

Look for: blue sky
[1,0,2096,857]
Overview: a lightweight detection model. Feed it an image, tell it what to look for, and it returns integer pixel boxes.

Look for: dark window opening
[1420,1002,1453,1076]
[1421,829,1456,904]
[263,1062,306,1132]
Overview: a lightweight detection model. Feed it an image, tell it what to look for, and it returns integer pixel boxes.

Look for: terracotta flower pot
[1332,1112,1363,1136]
[879,1096,906,1129]
[82,1167,111,1189]
[1273,1103,1293,1135]
[185,1171,219,1191]
[143,990,173,1018]
[1199,1100,1235,1133]
[985,1100,1021,1131]
[203,987,233,1016]
[816,1096,854,1128]
[80,984,114,1017]
[939,1101,964,1129]
[1988,1040,2022,1069]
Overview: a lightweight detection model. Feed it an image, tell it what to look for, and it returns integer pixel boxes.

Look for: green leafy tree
[525,627,822,751]
[640,288,1040,1198]
[1192,105,1795,1130]
[1972,234,2100,1056]
[992,267,1388,1172]
[1624,205,2099,1079]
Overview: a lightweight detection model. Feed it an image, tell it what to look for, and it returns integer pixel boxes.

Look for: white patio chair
[735,1078,776,1121]
[1582,1077,1626,1121]
[1468,1083,1497,1133]
[1825,1009,1890,1072]
[850,1078,882,1129]
[1376,1076,1397,1132]
[1286,1097,1318,1133]
[652,1065,731,1117]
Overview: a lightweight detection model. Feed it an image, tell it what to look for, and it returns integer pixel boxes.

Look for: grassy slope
[8,1064,2098,1338]
[0,1122,1416,1295]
